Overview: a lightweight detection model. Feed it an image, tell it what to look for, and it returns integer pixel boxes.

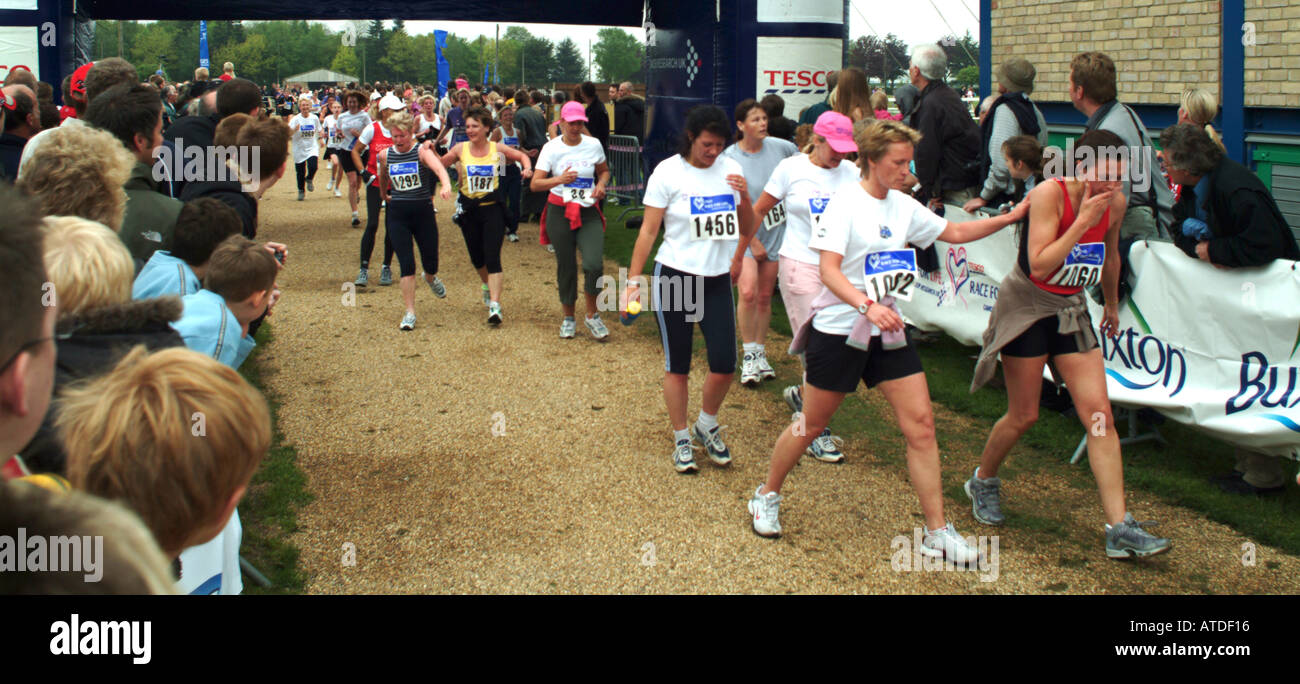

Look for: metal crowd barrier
[606,134,645,222]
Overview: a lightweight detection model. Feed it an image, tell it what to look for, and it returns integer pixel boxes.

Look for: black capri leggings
[386,200,439,278]
[294,157,318,192]
[652,261,736,375]
[458,200,506,274]
[360,183,394,269]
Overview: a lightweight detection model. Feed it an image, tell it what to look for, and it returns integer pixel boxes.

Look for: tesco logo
[762,70,834,87]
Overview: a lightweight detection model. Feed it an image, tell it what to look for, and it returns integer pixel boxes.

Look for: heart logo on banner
[946,246,970,304]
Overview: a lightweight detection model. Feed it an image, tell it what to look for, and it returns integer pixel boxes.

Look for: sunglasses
[0,335,54,374]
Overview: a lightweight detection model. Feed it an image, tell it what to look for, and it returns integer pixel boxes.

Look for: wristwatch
[858,299,873,315]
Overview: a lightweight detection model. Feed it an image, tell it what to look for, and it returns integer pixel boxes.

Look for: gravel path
[253,174,1300,594]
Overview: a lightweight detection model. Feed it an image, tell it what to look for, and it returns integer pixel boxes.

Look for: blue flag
[482,64,489,88]
[434,30,449,99]
[199,21,209,69]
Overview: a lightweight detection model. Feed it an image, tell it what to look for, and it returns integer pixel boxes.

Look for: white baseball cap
[369,90,381,101]
[379,94,405,111]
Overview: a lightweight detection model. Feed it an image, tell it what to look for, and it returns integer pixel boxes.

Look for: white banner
[900,228,1300,460]
[0,26,40,81]
[755,37,840,124]
[0,1,38,10]
[756,0,843,24]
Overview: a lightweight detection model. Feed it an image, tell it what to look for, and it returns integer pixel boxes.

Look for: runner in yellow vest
[438,106,533,326]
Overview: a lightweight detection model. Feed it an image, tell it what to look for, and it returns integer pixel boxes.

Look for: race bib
[1046,242,1105,288]
[452,128,469,144]
[388,161,422,192]
[863,248,918,302]
[502,136,519,147]
[689,194,739,241]
[299,123,315,139]
[809,195,831,235]
[762,201,787,231]
[563,177,595,204]
[466,164,496,194]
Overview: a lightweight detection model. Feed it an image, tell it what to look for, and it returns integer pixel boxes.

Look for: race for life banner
[901,231,1300,460]
[0,26,40,81]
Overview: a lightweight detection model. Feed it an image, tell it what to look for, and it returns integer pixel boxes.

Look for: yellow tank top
[458,140,502,202]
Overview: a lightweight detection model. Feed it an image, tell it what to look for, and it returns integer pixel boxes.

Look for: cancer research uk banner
[900,237,1300,460]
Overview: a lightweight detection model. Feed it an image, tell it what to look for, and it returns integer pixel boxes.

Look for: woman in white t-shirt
[322,99,346,196]
[746,120,1029,564]
[532,101,610,339]
[625,105,756,474]
[287,96,322,201]
[751,110,860,464]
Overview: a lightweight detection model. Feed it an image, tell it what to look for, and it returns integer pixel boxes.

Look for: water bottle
[620,300,642,326]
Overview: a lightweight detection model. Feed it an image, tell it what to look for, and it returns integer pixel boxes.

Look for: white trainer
[920,522,980,565]
[559,318,576,338]
[748,485,782,537]
[740,353,760,387]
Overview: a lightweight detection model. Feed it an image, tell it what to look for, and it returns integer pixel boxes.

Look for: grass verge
[236,322,314,594]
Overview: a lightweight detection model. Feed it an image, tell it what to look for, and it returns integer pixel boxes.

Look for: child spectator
[173,235,278,370]
[18,217,184,475]
[133,198,243,300]
[180,113,290,239]
[58,345,271,561]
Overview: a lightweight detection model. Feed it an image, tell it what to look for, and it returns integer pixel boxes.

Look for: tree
[553,38,586,83]
[442,34,482,87]
[380,30,422,83]
[214,34,274,85]
[592,28,643,84]
[330,45,361,80]
[127,22,177,80]
[939,31,979,76]
[954,65,979,90]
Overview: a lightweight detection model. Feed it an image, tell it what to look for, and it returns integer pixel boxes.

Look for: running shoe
[399,312,416,331]
[327,180,334,191]
[672,438,698,474]
[546,244,555,254]
[428,276,446,298]
[297,191,305,201]
[748,485,782,537]
[351,211,360,227]
[335,188,342,198]
[740,353,760,387]
[756,351,777,381]
[1105,513,1172,559]
[507,233,520,243]
[354,267,368,287]
[783,384,803,413]
[806,429,845,463]
[379,265,393,286]
[487,302,503,326]
[693,423,731,466]
[921,522,980,565]
[481,283,491,306]
[559,318,576,338]
[964,467,1005,526]
[307,180,314,192]
[584,315,610,341]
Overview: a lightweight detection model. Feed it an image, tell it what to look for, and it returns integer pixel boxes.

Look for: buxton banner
[900,236,1300,460]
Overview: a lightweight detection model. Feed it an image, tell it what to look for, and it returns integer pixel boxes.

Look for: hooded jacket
[19,297,185,475]
[614,95,646,144]
[912,79,982,204]
[121,161,184,268]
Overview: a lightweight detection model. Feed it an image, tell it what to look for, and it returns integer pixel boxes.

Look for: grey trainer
[1106,513,1172,559]
[964,466,1005,526]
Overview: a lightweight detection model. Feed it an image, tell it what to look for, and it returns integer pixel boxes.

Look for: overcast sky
[314,0,978,54]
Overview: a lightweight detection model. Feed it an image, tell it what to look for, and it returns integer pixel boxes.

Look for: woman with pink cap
[746,119,1028,566]
[748,110,861,464]
[531,100,611,340]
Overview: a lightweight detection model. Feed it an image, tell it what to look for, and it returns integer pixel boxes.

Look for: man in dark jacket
[613,82,645,144]
[908,44,981,209]
[0,85,39,180]
[85,83,183,267]
[580,81,610,154]
[162,78,263,198]
[1162,122,1300,496]
[513,89,550,222]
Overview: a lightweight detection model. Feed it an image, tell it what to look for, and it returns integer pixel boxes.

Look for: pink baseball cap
[560,101,588,122]
[814,111,857,154]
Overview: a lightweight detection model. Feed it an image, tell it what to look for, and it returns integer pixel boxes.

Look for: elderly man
[964,58,1048,214]
[1162,122,1300,495]
[908,43,982,211]
[613,81,645,145]
[1070,52,1174,240]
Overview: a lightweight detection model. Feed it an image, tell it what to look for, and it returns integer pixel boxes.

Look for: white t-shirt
[536,134,606,207]
[288,113,321,163]
[644,154,745,277]
[418,113,441,137]
[763,155,860,265]
[322,114,346,148]
[337,110,372,148]
[175,510,243,595]
[808,183,947,336]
